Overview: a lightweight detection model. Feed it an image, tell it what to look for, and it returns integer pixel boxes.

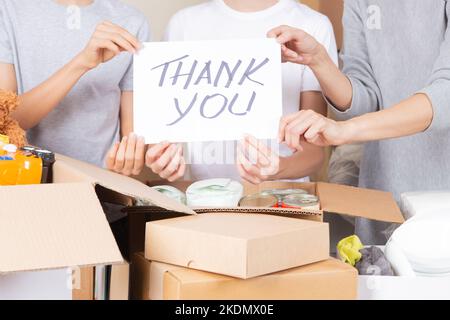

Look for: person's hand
[267,25,323,66]
[146,142,186,182]
[279,110,355,151]
[106,133,146,176]
[237,135,281,185]
[76,21,141,70]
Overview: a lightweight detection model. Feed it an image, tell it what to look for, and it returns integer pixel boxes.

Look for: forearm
[345,94,433,143]
[12,54,90,130]
[274,144,325,180]
[310,45,353,110]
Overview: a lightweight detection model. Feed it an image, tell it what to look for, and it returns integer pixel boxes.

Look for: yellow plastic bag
[337,235,364,266]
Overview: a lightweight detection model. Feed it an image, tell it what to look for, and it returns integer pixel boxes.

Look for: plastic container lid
[186,179,243,208]
[151,185,187,205]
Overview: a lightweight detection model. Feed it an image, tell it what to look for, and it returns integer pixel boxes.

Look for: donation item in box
[132,253,358,300]
[146,213,329,279]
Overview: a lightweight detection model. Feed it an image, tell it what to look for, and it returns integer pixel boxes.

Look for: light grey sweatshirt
[331,0,450,244]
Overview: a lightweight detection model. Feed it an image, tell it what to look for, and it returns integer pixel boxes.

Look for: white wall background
[122,0,207,41]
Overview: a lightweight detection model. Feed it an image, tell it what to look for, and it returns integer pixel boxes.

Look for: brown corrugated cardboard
[109,264,130,300]
[132,253,357,300]
[245,181,404,223]
[73,267,94,301]
[54,154,195,216]
[146,213,330,279]
[148,180,405,224]
[0,154,195,277]
[0,183,123,274]
[144,180,403,280]
[316,182,404,223]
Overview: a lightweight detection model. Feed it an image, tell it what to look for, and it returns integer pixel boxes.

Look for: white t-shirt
[165,0,338,181]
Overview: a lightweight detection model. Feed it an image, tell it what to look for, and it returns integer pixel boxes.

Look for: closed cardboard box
[146,213,330,279]
[132,253,357,300]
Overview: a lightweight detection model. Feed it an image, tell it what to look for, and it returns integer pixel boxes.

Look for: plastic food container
[151,185,187,205]
[186,179,243,208]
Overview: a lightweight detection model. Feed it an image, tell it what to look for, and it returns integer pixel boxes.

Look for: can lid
[283,194,319,206]
[261,189,309,197]
[239,194,278,208]
[35,149,56,162]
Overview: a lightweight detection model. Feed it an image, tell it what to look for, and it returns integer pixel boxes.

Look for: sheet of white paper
[134,39,282,144]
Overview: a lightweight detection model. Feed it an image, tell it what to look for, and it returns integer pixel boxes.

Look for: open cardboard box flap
[0,154,196,275]
[0,183,123,274]
[317,182,404,223]
[54,154,195,216]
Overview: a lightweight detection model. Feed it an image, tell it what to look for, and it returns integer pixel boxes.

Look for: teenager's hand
[267,25,324,66]
[279,110,355,150]
[237,135,281,185]
[106,133,146,177]
[76,21,141,70]
[146,142,186,182]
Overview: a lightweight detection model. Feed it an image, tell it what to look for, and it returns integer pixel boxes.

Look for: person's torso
[351,0,450,200]
[1,0,146,167]
[167,0,329,181]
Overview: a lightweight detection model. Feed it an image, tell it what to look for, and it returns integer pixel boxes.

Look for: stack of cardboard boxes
[0,154,405,300]
[131,181,404,300]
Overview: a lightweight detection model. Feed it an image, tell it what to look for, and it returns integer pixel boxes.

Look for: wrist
[270,156,288,181]
[342,119,360,144]
[72,52,95,73]
[309,44,330,70]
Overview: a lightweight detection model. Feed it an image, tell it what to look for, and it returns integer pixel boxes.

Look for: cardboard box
[132,253,357,300]
[0,154,404,299]
[146,213,330,279]
[0,154,194,300]
[148,180,404,225]
[145,180,403,279]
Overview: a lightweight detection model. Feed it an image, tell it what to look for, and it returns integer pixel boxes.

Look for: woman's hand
[279,110,355,150]
[106,133,146,176]
[146,142,186,182]
[267,25,324,66]
[237,135,281,185]
[76,21,141,70]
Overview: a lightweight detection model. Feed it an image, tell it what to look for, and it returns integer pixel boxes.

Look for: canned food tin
[261,189,309,197]
[282,194,320,210]
[239,194,279,208]
[261,189,309,206]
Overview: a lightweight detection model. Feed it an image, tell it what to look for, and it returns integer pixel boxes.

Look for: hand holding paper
[77,21,141,70]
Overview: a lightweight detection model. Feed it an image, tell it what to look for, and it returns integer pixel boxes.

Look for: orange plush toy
[0,90,27,148]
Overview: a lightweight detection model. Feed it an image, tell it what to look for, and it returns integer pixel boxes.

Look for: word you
[151,55,270,126]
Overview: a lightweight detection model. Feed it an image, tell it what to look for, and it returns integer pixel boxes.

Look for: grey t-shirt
[0,0,151,167]
[331,0,450,244]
